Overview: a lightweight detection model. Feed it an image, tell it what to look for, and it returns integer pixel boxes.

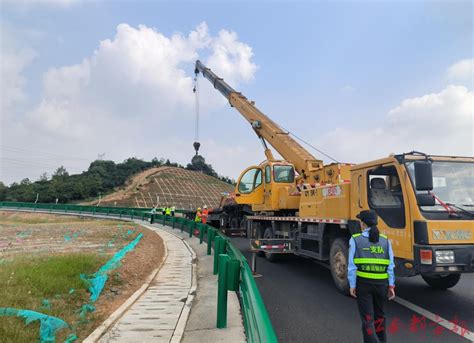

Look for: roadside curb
[83,223,169,342]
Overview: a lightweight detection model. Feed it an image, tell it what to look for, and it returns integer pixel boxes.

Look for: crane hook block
[193,141,201,155]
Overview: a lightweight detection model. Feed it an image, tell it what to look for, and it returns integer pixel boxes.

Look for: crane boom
[194,60,323,180]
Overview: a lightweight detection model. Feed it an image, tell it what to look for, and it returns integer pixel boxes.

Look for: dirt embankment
[80,166,234,209]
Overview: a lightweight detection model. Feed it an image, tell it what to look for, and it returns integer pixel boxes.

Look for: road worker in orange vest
[202,205,209,224]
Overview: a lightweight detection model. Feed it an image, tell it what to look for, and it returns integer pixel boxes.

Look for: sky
[1,0,473,186]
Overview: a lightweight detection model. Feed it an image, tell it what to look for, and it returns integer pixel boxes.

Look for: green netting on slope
[81,233,143,302]
[0,307,68,342]
[0,232,144,342]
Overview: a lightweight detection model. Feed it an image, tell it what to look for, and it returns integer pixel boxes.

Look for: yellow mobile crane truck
[194,60,474,293]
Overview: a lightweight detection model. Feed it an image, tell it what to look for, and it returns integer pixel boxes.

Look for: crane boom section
[195,60,323,178]
[229,93,323,176]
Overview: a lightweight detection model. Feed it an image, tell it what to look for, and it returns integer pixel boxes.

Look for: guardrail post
[213,236,227,275]
[251,252,258,274]
[213,236,221,275]
[172,217,176,229]
[207,228,215,255]
[199,224,205,244]
[227,259,241,291]
[189,221,194,238]
[217,254,231,328]
[150,214,155,224]
[180,219,184,232]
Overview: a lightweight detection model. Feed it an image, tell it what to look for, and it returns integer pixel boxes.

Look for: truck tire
[330,238,350,294]
[264,228,278,262]
[421,273,461,290]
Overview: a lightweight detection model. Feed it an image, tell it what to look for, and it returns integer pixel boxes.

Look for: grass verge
[0,253,108,342]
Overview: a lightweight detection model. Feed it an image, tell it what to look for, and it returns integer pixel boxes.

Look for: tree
[186,155,218,177]
[53,166,69,179]
[1,155,232,204]
[0,182,7,201]
[20,178,31,186]
[151,157,161,167]
[38,172,49,182]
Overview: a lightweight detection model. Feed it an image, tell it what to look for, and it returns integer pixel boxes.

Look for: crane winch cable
[278,124,340,163]
[192,75,201,156]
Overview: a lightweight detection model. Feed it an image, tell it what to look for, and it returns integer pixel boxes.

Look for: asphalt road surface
[231,237,474,343]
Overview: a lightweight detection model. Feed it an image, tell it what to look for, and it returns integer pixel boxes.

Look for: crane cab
[234,161,300,213]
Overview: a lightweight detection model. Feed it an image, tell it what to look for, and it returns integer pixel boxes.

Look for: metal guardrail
[0,201,193,216]
[0,202,278,343]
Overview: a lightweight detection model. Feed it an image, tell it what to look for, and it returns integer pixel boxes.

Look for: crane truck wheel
[330,238,350,294]
[263,228,278,262]
[421,273,461,290]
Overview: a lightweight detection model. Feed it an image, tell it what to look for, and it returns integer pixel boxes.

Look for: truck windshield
[273,165,295,183]
[406,161,474,211]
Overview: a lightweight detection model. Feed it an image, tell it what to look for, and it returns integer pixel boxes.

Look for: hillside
[83,166,234,209]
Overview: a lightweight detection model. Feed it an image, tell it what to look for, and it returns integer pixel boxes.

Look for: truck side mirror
[414,161,433,191]
[416,194,435,206]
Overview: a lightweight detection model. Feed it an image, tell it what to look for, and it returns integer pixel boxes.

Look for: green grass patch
[0,253,108,342]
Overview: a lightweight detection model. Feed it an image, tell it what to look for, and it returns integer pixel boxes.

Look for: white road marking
[394,296,474,342]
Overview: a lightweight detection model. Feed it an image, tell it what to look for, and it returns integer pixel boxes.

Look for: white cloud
[207,29,257,85]
[1,23,44,124]
[29,22,256,136]
[0,48,36,116]
[318,85,474,163]
[446,59,474,86]
[0,27,37,120]
[2,22,257,184]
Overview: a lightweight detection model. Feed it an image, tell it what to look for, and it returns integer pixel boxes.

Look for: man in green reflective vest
[348,210,395,343]
[165,206,171,216]
[195,207,202,223]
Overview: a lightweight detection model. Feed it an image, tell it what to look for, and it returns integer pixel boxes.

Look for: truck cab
[234,161,300,213]
[350,153,474,289]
